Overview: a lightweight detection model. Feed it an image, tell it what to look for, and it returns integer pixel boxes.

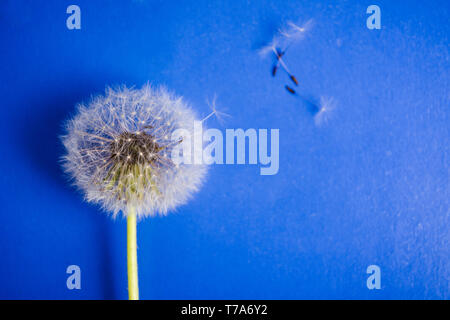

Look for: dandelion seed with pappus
[260,19,313,87]
[61,84,207,299]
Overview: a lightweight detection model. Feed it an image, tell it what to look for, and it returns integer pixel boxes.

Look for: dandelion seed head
[61,84,207,218]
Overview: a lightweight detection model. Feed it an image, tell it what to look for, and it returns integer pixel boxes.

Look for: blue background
[0,0,448,299]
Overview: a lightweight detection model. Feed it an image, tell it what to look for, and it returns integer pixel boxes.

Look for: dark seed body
[285,85,296,94]
[290,75,299,86]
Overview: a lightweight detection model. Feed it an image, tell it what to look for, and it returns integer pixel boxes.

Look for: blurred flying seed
[285,85,296,95]
[272,65,278,77]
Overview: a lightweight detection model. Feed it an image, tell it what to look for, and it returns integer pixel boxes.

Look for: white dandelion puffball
[62,84,207,218]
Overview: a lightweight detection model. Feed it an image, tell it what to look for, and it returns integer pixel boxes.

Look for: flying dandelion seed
[61,84,207,219]
[259,19,314,57]
[258,19,334,126]
[204,94,231,125]
[259,19,313,88]
[314,96,336,127]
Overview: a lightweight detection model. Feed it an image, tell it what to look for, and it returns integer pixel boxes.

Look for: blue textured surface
[0,0,448,299]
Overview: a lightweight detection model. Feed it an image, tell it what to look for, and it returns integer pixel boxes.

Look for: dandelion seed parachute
[205,94,231,126]
[278,19,314,46]
[258,19,314,57]
[314,96,336,127]
[61,84,207,219]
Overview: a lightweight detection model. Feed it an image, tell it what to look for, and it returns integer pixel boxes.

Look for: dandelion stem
[127,208,139,300]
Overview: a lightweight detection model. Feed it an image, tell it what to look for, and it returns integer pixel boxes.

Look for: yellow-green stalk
[127,207,139,300]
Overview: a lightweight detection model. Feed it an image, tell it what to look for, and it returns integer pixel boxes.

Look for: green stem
[127,208,139,300]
